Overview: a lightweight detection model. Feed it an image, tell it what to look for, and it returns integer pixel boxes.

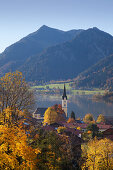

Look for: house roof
[34,108,47,116]
[62,122,113,130]
[42,125,55,132]
[102,128,113,135]
[97,124,113,130]
[65,127,82,136]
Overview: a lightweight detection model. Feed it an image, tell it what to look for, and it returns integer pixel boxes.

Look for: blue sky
[0,0,113,52]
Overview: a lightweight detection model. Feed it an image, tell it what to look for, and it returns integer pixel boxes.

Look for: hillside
[20,27,113,82]
[73,54,113,89]
[0,25,82,75]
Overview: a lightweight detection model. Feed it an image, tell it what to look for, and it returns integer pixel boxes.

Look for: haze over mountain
[73,54,113,89]
[0,25,113,88]
[0,25,82,74]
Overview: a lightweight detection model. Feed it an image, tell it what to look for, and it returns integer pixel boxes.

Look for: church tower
[62,84,68,117]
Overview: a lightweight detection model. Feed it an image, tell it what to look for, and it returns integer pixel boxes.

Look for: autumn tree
[67,117,75,123]
[51,104,65,115]
[0,71,34,122]
[81,138,113,169]
[0,106,25,126]
[96,114,105,123]
[43,107,58,125]
[30,129,72,169]
[83,113,95,123]
[57,126,66,133]
[43,105,66,125]
[0,119,39,169]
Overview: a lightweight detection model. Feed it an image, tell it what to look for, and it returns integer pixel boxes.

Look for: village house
[62,121,113,133]
[102,128,113,141]
[33,107,47,120]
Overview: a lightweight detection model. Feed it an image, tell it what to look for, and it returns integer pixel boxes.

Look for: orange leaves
[87,130,92,134]
[52,104,65,115]
[67,117,75,123]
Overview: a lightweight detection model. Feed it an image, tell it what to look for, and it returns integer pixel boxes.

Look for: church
[33,84,68,120]
[62,84,68,117]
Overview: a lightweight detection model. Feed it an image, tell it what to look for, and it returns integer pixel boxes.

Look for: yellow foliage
[43,107,58,125]
[77,126,82,130]
[43,107,65,125]
[0,123,38,169]
[57,126,66,133]
[96,114,105,123]
[83,113,95,124]
[0,71,34,116]
[0,107,24,125]
[82,138,113,170]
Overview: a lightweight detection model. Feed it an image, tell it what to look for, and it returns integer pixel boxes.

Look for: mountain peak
[40,25,49,29]
[86,27,100,32]
[92,27,99,30]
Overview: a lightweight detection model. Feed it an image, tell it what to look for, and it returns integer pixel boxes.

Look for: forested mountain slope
[73,54,113,89]
[20,28,113,82]
[0,25,82,75]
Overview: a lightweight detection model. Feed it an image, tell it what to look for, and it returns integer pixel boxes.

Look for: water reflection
[35,94,113,119]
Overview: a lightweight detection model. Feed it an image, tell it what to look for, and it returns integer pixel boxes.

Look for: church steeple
[62,84,67,100]
[62,84,68,117]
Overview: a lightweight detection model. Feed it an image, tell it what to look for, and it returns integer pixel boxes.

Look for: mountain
[0,25,82,75]
[20,27,113,82]
[0,26,113,85]
[73,54,113,89]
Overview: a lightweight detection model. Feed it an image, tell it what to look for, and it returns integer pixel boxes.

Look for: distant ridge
[20,27,113,83]
[0,25,113,88]
[0,25,83,76]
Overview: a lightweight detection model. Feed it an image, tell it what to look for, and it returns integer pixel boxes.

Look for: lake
[35,94,113,119]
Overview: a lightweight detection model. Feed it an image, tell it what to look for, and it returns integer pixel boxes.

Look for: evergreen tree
[71,111,75,120]
[86,123,99,138]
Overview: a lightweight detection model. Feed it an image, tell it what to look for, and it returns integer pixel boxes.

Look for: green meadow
[31,82,71,89]
[31,83,105,95]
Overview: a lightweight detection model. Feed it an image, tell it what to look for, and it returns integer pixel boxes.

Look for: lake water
[35,94,113,119]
